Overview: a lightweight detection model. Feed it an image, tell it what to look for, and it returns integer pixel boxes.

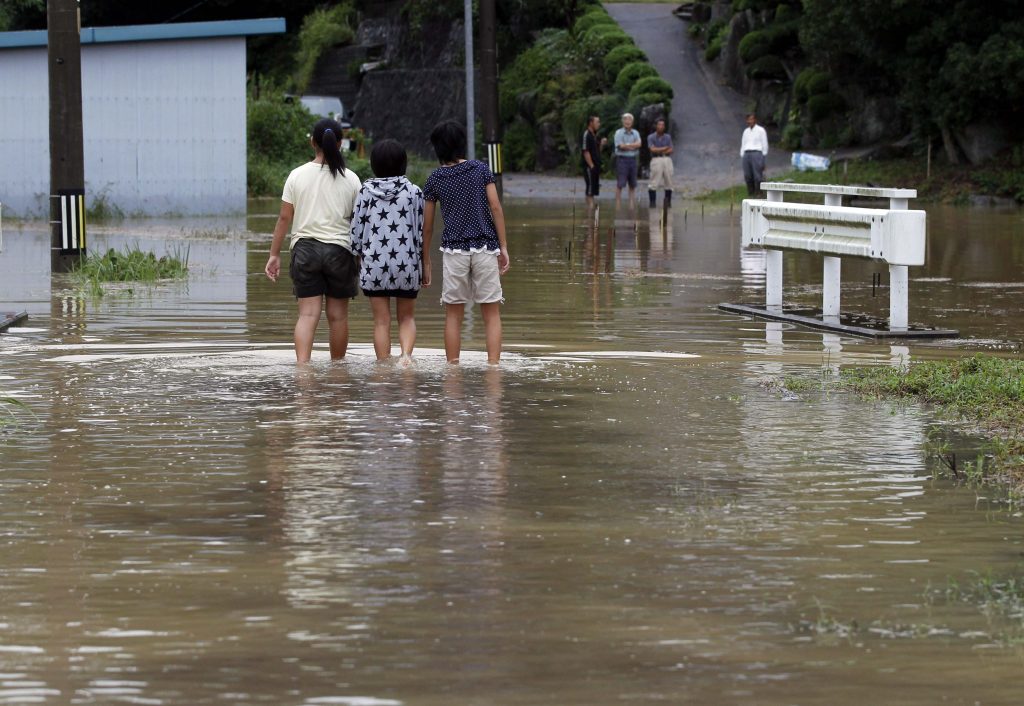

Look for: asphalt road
[604,3,791,193]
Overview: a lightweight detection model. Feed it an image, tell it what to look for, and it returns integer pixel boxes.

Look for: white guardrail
[742,183,925,330]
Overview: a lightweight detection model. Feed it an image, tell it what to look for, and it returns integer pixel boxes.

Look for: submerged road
[604,2,791,194]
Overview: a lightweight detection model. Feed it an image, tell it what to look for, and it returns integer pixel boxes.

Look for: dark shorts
[363,289,418,299]
[583,164,600,197]
[289,238,359,299]
[616,156,638,189]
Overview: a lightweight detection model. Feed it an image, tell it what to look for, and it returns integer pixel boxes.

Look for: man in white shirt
[740,113,769,196]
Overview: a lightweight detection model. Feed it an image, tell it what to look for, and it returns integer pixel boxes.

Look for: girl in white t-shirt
[264,118,362,363]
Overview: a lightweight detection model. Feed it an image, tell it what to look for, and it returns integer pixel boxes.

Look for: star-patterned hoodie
[350,176,425,294]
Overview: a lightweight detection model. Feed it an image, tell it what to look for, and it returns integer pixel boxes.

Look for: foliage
[614,61,659,94]
[572,6,617,36]
[780,121,803,150]
[745,55,786,80]
[86,190,125,222]
[603,44,648,81]
[0,0,42,32]
[579,23,632,60]
[503,120,539,171]
[497,1,673,171]
[839,354,1024,495]
[248,79,317,196]
[294,3,356,92]
[629,76,674,101]
[799,1,1024,140]
[72,245,189,298]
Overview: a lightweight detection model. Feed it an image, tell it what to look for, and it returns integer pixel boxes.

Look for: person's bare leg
[369,296,392,361]
[294,296,323,363]
[324,296,350,360]
[480,302,502,364]
[615,186,622,210]
[396,297,417,363]
[444,303,465,363]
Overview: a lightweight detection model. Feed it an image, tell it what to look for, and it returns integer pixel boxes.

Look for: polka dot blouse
[422,160,499,253]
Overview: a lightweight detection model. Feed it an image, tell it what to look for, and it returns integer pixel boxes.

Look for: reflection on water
[0,200,1023,704]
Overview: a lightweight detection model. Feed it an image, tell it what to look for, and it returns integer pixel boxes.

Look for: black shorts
[363,289,419,299]
[583,164,600,197]
[289,238,359,299]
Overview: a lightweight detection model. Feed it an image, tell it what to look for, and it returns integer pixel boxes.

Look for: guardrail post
[822,194,842,318]
[765,190,783,309]
[888,195,909,329]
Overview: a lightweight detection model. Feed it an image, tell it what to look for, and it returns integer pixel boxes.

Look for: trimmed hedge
[573,8,617,37]
[745,55,786,80]
[603,44,648,80]
[629,76,674,100]
[615,61,659,94]
[580,23,631,59]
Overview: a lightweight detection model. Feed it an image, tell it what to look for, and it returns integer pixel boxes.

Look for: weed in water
[71,244,189,297]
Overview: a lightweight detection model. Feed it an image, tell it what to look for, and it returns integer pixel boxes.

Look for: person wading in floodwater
[581,115,607,209]
[265,118,362,363]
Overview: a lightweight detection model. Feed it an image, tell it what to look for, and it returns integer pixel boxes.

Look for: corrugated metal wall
[0,37,246,217]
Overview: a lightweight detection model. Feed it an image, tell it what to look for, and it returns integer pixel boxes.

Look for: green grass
[1,396,28,428]
[829,355,1024,496]
[71,244,190,298]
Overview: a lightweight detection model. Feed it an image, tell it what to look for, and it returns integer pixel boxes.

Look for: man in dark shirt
[581,115,607,207]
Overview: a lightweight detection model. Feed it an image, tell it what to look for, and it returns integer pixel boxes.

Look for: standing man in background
[582,115,607,208]
[740,113,769,196]
[613,113,642,209]
[646,117,674,209]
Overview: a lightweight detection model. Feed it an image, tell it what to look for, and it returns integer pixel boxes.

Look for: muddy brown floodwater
[1,199,1023,704]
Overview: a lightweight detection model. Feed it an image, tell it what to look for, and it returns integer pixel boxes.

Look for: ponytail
[311,118,346,178]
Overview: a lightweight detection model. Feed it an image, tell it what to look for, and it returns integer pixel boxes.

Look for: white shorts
[441,251,503,304]
[648,156,674,190]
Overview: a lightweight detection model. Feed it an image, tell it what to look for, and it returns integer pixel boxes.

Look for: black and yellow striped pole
[48,0,87,273]
[479,0,502,199]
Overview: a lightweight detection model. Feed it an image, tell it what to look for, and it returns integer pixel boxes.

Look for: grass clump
[839,355,1024,495]
[1,396,27,428]
[72,245,189,298]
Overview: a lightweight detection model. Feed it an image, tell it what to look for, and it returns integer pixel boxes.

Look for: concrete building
[0,18,284,217]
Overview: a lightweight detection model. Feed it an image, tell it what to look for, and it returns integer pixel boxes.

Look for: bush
[615,61,659,94]
[807,93,846,121]
[629,76,674,100]
[745,55,786,80]
[603,44,647,80]
[247,81,317,196]
[627,94,671,120]
[573,7,617,36]
[705,35,724,61]
[738,30,770,63]
[248,94,316,164]
[503,120,538,171]
[780,122,803,150]
[295,3,356,92]
[499,30,567,122]
[580,23,631,59]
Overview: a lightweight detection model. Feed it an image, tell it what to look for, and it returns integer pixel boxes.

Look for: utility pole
[463,0,475,161]
[479,0,502,198]
[48,0,86,273]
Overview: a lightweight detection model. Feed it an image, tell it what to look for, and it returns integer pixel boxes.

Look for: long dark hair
[312,118,346,178]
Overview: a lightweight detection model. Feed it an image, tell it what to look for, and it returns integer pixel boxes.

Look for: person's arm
[627,133,642,151]
[421,199,435,287]
[265,201,295,282]
[760,126,769,155]
[485,183,509,275]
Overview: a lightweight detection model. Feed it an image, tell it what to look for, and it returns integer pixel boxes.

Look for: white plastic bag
[791,152,831,171]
